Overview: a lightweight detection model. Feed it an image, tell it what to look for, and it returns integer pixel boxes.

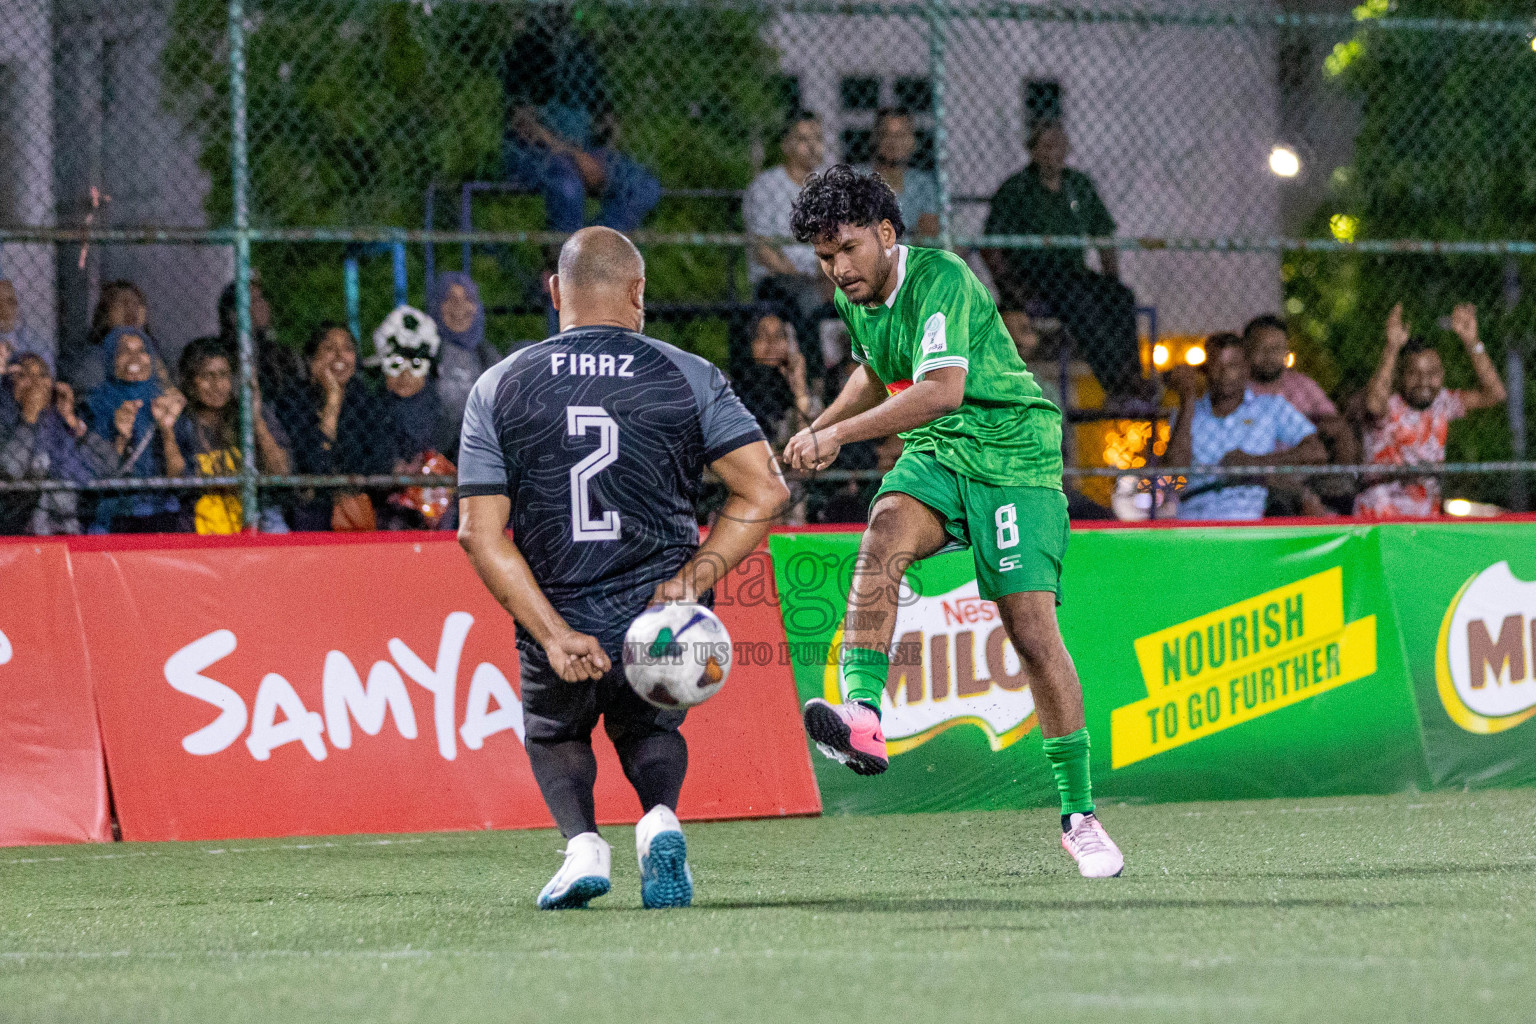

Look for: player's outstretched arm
[651,440,790,604]
[815,363,889,433]
[783,365,965,471]
[458,494,611,682]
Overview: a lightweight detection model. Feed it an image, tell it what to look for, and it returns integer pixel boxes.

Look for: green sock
[840,645,889,712]
[1042,728,1094,817]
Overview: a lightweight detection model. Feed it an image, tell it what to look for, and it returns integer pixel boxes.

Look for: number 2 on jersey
[567,406,620,541]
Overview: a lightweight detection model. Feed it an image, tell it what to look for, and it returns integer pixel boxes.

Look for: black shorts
[518,640,687,746]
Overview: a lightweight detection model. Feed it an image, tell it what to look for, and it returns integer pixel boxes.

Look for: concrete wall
[0,0,58,351]
[53,0,230,369]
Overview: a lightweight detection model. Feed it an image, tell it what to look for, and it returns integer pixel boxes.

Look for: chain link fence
[0,0,1532,534]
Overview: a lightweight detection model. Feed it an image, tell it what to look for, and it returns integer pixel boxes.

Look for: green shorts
[874,449,1069,602]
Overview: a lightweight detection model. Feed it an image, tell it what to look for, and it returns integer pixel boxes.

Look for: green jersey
[835,245,1063,489]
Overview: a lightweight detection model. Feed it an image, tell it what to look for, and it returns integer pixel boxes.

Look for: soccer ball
[623,603,732,709]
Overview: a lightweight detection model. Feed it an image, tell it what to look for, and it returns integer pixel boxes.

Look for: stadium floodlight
[1269,145,1301,178]
[1185,345,1207,366]
[1152,344,1170,368]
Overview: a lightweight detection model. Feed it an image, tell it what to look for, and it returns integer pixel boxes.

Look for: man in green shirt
[981,120,1144,402]
[782,165,1124,878]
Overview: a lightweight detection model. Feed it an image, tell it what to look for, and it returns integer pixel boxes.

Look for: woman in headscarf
[429,272,501,436]
[174,337,292,534]
[85,326,185,532]
[275,323,397,531]
[66,280,167,394]
[0,354,121,535]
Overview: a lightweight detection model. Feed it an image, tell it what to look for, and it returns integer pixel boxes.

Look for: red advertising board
[71,534,819,842]
[0,542,110,845]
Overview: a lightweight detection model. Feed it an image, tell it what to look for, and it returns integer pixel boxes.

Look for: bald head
[551,227,646,333]
[557,227,644,290]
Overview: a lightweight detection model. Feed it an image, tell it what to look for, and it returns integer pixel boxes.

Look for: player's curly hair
[790,164,905,244]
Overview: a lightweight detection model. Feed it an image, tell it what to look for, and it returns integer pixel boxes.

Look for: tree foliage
[162,0,785,361]
[1283,0,1536,485]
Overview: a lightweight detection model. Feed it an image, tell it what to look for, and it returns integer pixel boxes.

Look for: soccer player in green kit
[782,166,1123,877]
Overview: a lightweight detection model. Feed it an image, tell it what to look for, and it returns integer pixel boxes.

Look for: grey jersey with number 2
[457,325,765,650]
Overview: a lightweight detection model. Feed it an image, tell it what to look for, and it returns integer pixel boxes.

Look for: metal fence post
[928,0,952,252]
[228,0,259,528]
[1508,345,1528,512]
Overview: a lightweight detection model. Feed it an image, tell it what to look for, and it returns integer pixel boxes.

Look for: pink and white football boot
[1061,812,1125,878]
[802,698,889,776]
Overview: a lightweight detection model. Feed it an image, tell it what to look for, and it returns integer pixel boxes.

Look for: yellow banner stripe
[1132,567,1344,694]
[1111,616,1377,769]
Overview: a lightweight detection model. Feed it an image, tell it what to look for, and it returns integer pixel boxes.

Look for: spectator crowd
[1158,304,1508,522]
[0,271,497,536]
[1,258,1506,534]
[0,90,1516,534]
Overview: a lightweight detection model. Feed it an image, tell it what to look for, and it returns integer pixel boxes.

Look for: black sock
[527,739,600,839]
[614,730,688,813]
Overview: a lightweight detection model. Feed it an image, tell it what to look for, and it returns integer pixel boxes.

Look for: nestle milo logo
[941,595,999,627]
[1436,562,1536,734]
[823,579,1035,756]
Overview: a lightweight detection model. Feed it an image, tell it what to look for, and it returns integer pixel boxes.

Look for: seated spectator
[1241,315,1337,422]
[745,111,833,374]
[218,270,306,398]
[365,306,456,531]
[501,5,661,234]
[276,323,396,532]
[0,279,54,373]
[1242,314,1361,515]
[175,337,292,534]
[86,327,185,533]
[430,272,502,432]
[1164,333,1325,521]
[66,280,166,394]
[1355,303,1507,519]
[734,311,818,448]
[856,109,939,241]
[0,354,120,535]
[982,120,1146,403]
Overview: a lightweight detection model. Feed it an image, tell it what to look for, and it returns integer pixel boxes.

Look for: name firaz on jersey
[549,352,636,378]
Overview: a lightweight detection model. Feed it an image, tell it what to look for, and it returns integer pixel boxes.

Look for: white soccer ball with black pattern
[372,305,440,379]
[623,602,732,709]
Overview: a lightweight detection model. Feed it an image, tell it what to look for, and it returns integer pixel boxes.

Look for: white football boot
[635,805,693,909]
[537,832,612,910]
[1061,812,1125,878]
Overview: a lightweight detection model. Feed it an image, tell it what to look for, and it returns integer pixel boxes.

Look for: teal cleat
[636,805,693,909]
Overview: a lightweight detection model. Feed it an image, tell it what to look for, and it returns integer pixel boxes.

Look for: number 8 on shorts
[995,502,1020,549]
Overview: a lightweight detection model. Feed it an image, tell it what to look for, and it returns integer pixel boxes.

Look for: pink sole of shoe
[803,701,889,776]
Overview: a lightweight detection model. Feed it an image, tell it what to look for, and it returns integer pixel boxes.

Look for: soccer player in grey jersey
[457,227,789,909]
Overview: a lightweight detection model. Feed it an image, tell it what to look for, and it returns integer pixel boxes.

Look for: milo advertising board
[1379,523,1536,788]
[770,533,1058,814]
[770,526,1430,815]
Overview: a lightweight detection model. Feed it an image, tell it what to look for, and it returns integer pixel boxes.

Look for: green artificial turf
[2,789,1534,1023]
